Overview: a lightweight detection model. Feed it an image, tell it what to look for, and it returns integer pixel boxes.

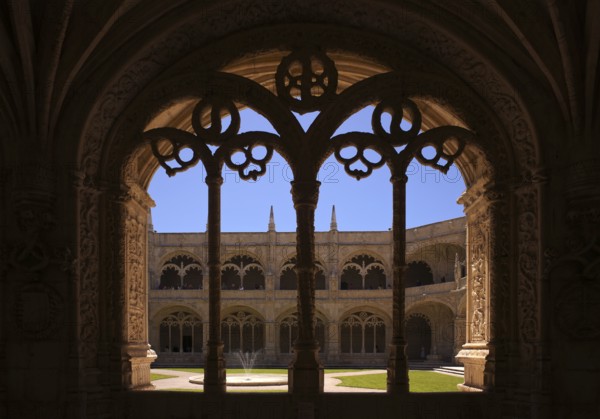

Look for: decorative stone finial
[268,205,276,231]
[330,205,337,231]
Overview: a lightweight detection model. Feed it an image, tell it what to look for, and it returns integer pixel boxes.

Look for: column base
[455,345,488,391]
[288,345,323,395]
[124,344,157,389]
[203,341,226,394]
[387,341,409,394]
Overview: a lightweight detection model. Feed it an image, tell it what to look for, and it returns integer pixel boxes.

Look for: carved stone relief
[76,174,101,364]
[469,213,488,343]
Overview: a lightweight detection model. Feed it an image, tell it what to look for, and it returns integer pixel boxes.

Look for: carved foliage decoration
[469,213,488,342]
[77,178,101,362]
[125,209,146,343]
[515,185,540,347]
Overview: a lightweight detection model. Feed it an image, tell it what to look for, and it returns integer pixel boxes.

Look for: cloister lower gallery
[1,2,598,419]
[149,215,467,368]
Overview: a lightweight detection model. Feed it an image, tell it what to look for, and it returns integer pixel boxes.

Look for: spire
[330,205,338,231]
[268,205,276,231]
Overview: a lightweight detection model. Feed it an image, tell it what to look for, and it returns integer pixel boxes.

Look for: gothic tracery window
[279,256,326,290]
[159,254,203,289]
[340,254,386,290]
[221,310,264,353]
[279,312,326,353]
[340,311,386,354]
[159,311,203,353]
[221,255,265,290]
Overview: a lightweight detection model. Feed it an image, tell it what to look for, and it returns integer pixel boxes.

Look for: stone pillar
[288,180,324,395]
[203,175,226,393]
[117,182,157,389]
[455,181,500,391]
[387,175,409,394]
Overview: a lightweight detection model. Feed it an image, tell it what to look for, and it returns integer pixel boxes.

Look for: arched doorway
[406,314,432,360]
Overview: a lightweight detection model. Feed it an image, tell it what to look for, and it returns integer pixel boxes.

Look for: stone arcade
[1,2,599,418]
[148,214,468,369]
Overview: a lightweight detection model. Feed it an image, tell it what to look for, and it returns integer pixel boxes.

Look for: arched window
[279,257,326,290]
[340,311,385,354]
[159,254,203,290]
[159,311,203,353]
[221,311,264,353]
[340,255,386,290]
[221,255,265,290]
[404,261,434,288]
[279,313,326,353]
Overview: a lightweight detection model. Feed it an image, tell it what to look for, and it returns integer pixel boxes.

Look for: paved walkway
[151,368,387,393]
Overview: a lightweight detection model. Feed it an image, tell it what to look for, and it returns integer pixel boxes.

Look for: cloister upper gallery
[1,1,598,419]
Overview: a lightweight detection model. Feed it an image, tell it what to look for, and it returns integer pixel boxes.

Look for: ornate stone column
[288,180,324,395]
[387,175,409,394]
[203,175,226,394]
[455,180,501,391]
[116,182,156,390]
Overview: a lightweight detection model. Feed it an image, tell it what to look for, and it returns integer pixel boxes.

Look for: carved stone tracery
[73,8,541,403]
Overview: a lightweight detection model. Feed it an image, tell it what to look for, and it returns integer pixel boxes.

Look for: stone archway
[71,9,543,413]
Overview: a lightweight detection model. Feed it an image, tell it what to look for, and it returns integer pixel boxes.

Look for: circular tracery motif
[275,48,338,113]
[191,98,241,144]
[371,98,422,145]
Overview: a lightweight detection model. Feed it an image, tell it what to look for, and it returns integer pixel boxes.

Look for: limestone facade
[148,216,467,367]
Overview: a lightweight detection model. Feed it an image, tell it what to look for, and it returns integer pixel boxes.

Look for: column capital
[291,180,320,208]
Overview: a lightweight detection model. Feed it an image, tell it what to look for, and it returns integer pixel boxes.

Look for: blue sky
[148,107,465,232]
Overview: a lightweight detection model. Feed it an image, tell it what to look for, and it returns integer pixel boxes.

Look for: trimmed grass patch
[335,371,462,392]
[324,369,367,374]
[151,373,177,381]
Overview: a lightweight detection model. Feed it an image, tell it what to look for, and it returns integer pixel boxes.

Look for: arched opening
[220,309,265,354]
[340,254,387,290]
[278,312,326,354]
[405,261,434,288]
[279,257,327,290]
[221,255,265,290]
[83,23,538,399]
[158,254,203,290]
[406,314,432,360]
[340,311,386,355]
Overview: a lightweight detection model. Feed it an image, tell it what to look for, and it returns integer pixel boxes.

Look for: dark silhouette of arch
[405,261,434,288]
[279,257,326,290]
[159,255,203,289]
[341,254,387,290]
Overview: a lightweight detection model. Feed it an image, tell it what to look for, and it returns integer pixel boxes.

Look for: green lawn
[335,371,462,392]
[150,373,177,381]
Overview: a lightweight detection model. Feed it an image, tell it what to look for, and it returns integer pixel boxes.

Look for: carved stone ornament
[469,215,488,342]
[15,281,63,340]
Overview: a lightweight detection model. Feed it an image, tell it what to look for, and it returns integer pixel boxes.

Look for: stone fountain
[189,350,287,387]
